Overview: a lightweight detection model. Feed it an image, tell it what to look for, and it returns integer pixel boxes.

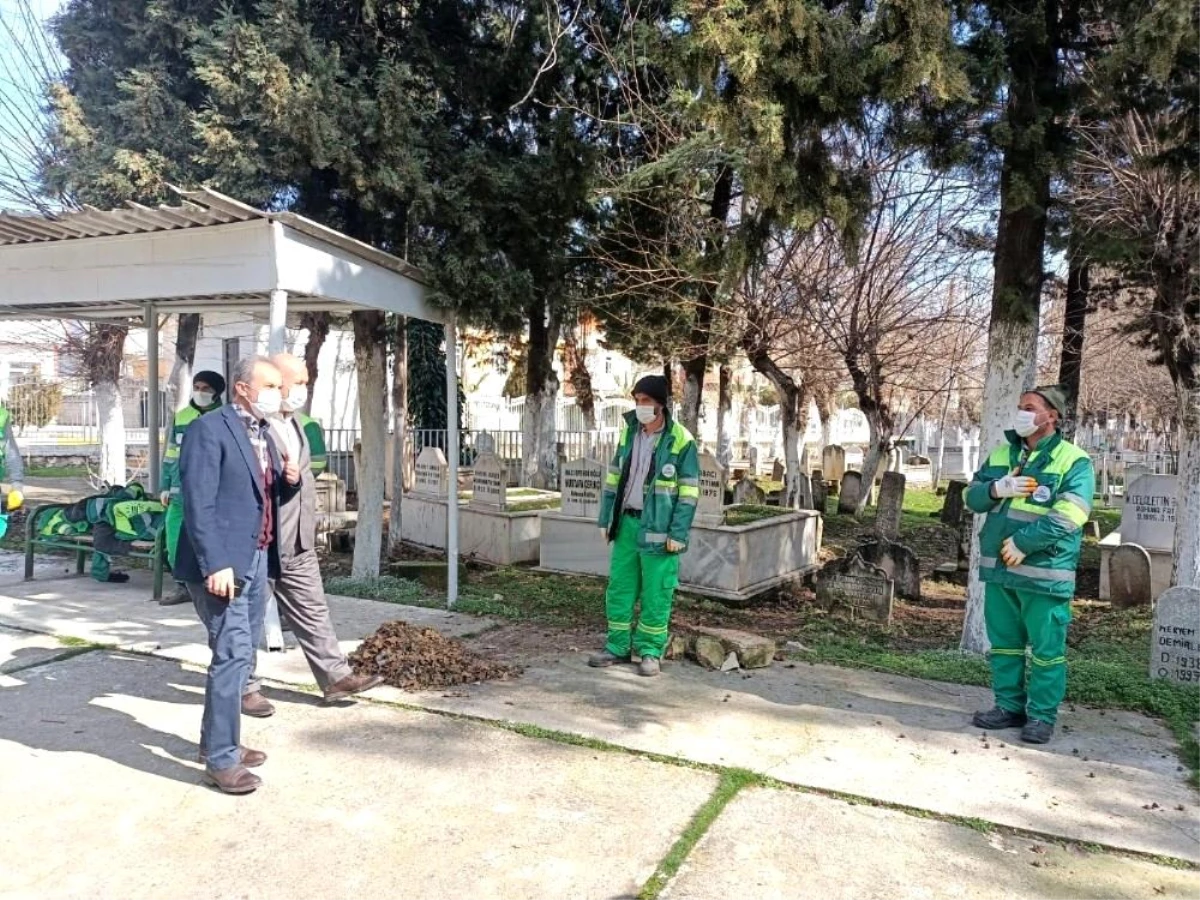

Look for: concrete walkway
[0,571,1198,899]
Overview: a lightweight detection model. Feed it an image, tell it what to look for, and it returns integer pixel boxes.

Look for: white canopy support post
[268,289,288,354]
[445,316,460,608]
[145,303,160,494]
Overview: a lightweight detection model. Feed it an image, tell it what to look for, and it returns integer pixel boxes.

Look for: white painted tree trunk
[716,365,733,469]
[961,318,1039,654]
[854,413,886,516]
[1171,384,1200,587]
[95,380,125,486]
[680,372,703,437]
[388,320,408,557]
[351,329,388,577]
[522,373,560,490]
[781,418,810,509]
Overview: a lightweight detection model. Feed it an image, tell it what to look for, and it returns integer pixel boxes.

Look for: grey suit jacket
[270,415,317,560]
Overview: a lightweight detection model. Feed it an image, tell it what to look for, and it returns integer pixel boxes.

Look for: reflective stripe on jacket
[598,410,700,553]
[298,413,327,475]
[965,430,1095,599]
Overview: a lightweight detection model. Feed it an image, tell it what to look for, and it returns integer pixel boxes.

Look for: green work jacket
[965,430,1095,599]
[598,410,700,553]
[161,401,221,495]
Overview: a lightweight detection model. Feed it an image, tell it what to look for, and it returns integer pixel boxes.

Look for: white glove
[991,474,1037,499]
[159,491,171,507]
[1000,537,1026,567]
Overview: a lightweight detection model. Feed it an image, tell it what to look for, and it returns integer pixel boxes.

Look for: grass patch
[57,635,98,647]
[638,769,758,900]
[325,575,431,606]
[722,504,791,526]
[461,567,605,626]
[26,464,89,478]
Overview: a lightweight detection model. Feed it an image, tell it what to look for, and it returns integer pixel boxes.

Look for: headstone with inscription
[1124,464,1151,490]
[823,445,846,484]
[474,431,496,455]
[1109,543,1153,608]
[469,452,507,510]
[412,446,449,497]
[559,458,605,520]
[838,471,863,514]
[875,471,906,539]
[816,554,895,625]
[748,446,761,476]
[810,474,828,515]
[1121,475,1178,550]
[857,537,921,602]
[940,479,968,525]
[732,475,766,506]
[696,452,727,527]
[771,458,785,481]
[1150,586,1200,685]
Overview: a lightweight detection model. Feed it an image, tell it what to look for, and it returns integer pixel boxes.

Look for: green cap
[1029,384,1069,418]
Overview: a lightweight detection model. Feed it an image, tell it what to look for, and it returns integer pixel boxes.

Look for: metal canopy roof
[0,186,437,322]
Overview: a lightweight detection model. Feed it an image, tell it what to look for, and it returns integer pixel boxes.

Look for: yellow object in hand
[5,489,22,512]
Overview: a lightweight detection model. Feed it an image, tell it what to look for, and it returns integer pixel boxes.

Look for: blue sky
[0,0,63,209]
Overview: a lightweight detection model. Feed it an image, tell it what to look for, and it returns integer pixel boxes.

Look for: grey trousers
[246,549,352,694]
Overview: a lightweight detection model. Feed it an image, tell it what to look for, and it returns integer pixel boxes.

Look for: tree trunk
[299,312,331,415]
[167,313,200,412]
[388,316,408,556]
[95,380,125,486]
[679,167,734,435]
[562,322,597,432]
[745,347,810,508]
[716,363,733,469]
[856,411,889,516]
[1058,245,1090,440]
[522,298,561,489]
[1172,383,1199,587]
[351,310,388,577]
[962,0,1058,654]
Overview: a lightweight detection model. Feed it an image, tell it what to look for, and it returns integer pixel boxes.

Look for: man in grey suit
[243,352,382,710]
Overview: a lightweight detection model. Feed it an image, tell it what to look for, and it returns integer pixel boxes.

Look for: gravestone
[1109,543,1153,608]
[823,445,846,483]
[908,454,930,466]
[475,431,496,455]
[748,446,761,476]
[810,474,828,515]
[940,479,968,525]
[857,537,921,602]
[838,471,863,514]
[469,452,507,509]
[1124,464,1151,489]
[1121,475,1178,551]
[816,554,895,625]
[732,475,766,506]
[559,458,605,519]
[771,458,785,481]
[696,451,726,527]
[412,446,449,497]
[1150,586,1200,685]
[875,471,906,539]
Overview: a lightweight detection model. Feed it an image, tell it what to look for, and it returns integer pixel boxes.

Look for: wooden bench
[24,503,166,600]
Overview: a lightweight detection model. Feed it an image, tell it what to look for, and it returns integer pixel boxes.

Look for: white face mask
[192,390,215,408]
[249,387,283,419]
[635,404,659,425]
[1013,409,1041,437]
[282,384,308,413]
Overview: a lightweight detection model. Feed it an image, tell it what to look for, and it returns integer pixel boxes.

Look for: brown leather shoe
[241,691,275,718]
[202,764,262,795]
[198,746,267,768]
[323,673,385,704]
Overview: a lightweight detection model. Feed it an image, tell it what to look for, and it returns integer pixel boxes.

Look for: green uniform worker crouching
[159,371,225,605]
[589,375,700,678]
[966,384,1095,744]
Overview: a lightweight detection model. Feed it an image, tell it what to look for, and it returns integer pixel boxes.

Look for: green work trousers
[164,498,184,570]
[984,583,1071,724]
[605,514,680,659]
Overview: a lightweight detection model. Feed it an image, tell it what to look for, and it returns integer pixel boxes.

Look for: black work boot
[972,706,1028,730]
[1020,718,1055,744]
[587,649,630,668]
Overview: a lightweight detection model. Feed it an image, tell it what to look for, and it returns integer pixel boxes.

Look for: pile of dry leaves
[349,620,520,690]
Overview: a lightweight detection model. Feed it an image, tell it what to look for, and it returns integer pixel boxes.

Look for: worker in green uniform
[590,375,700,678]
[0,401,25,507]
[966,384,1095,744]
[159,371,225,605]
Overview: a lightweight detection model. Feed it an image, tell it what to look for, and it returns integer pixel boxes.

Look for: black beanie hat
[632,374,670,408]
[193,370,226,398]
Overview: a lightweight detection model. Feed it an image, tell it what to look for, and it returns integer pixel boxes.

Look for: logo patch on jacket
[662,463,676,478]
[1032,485,1052,503]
